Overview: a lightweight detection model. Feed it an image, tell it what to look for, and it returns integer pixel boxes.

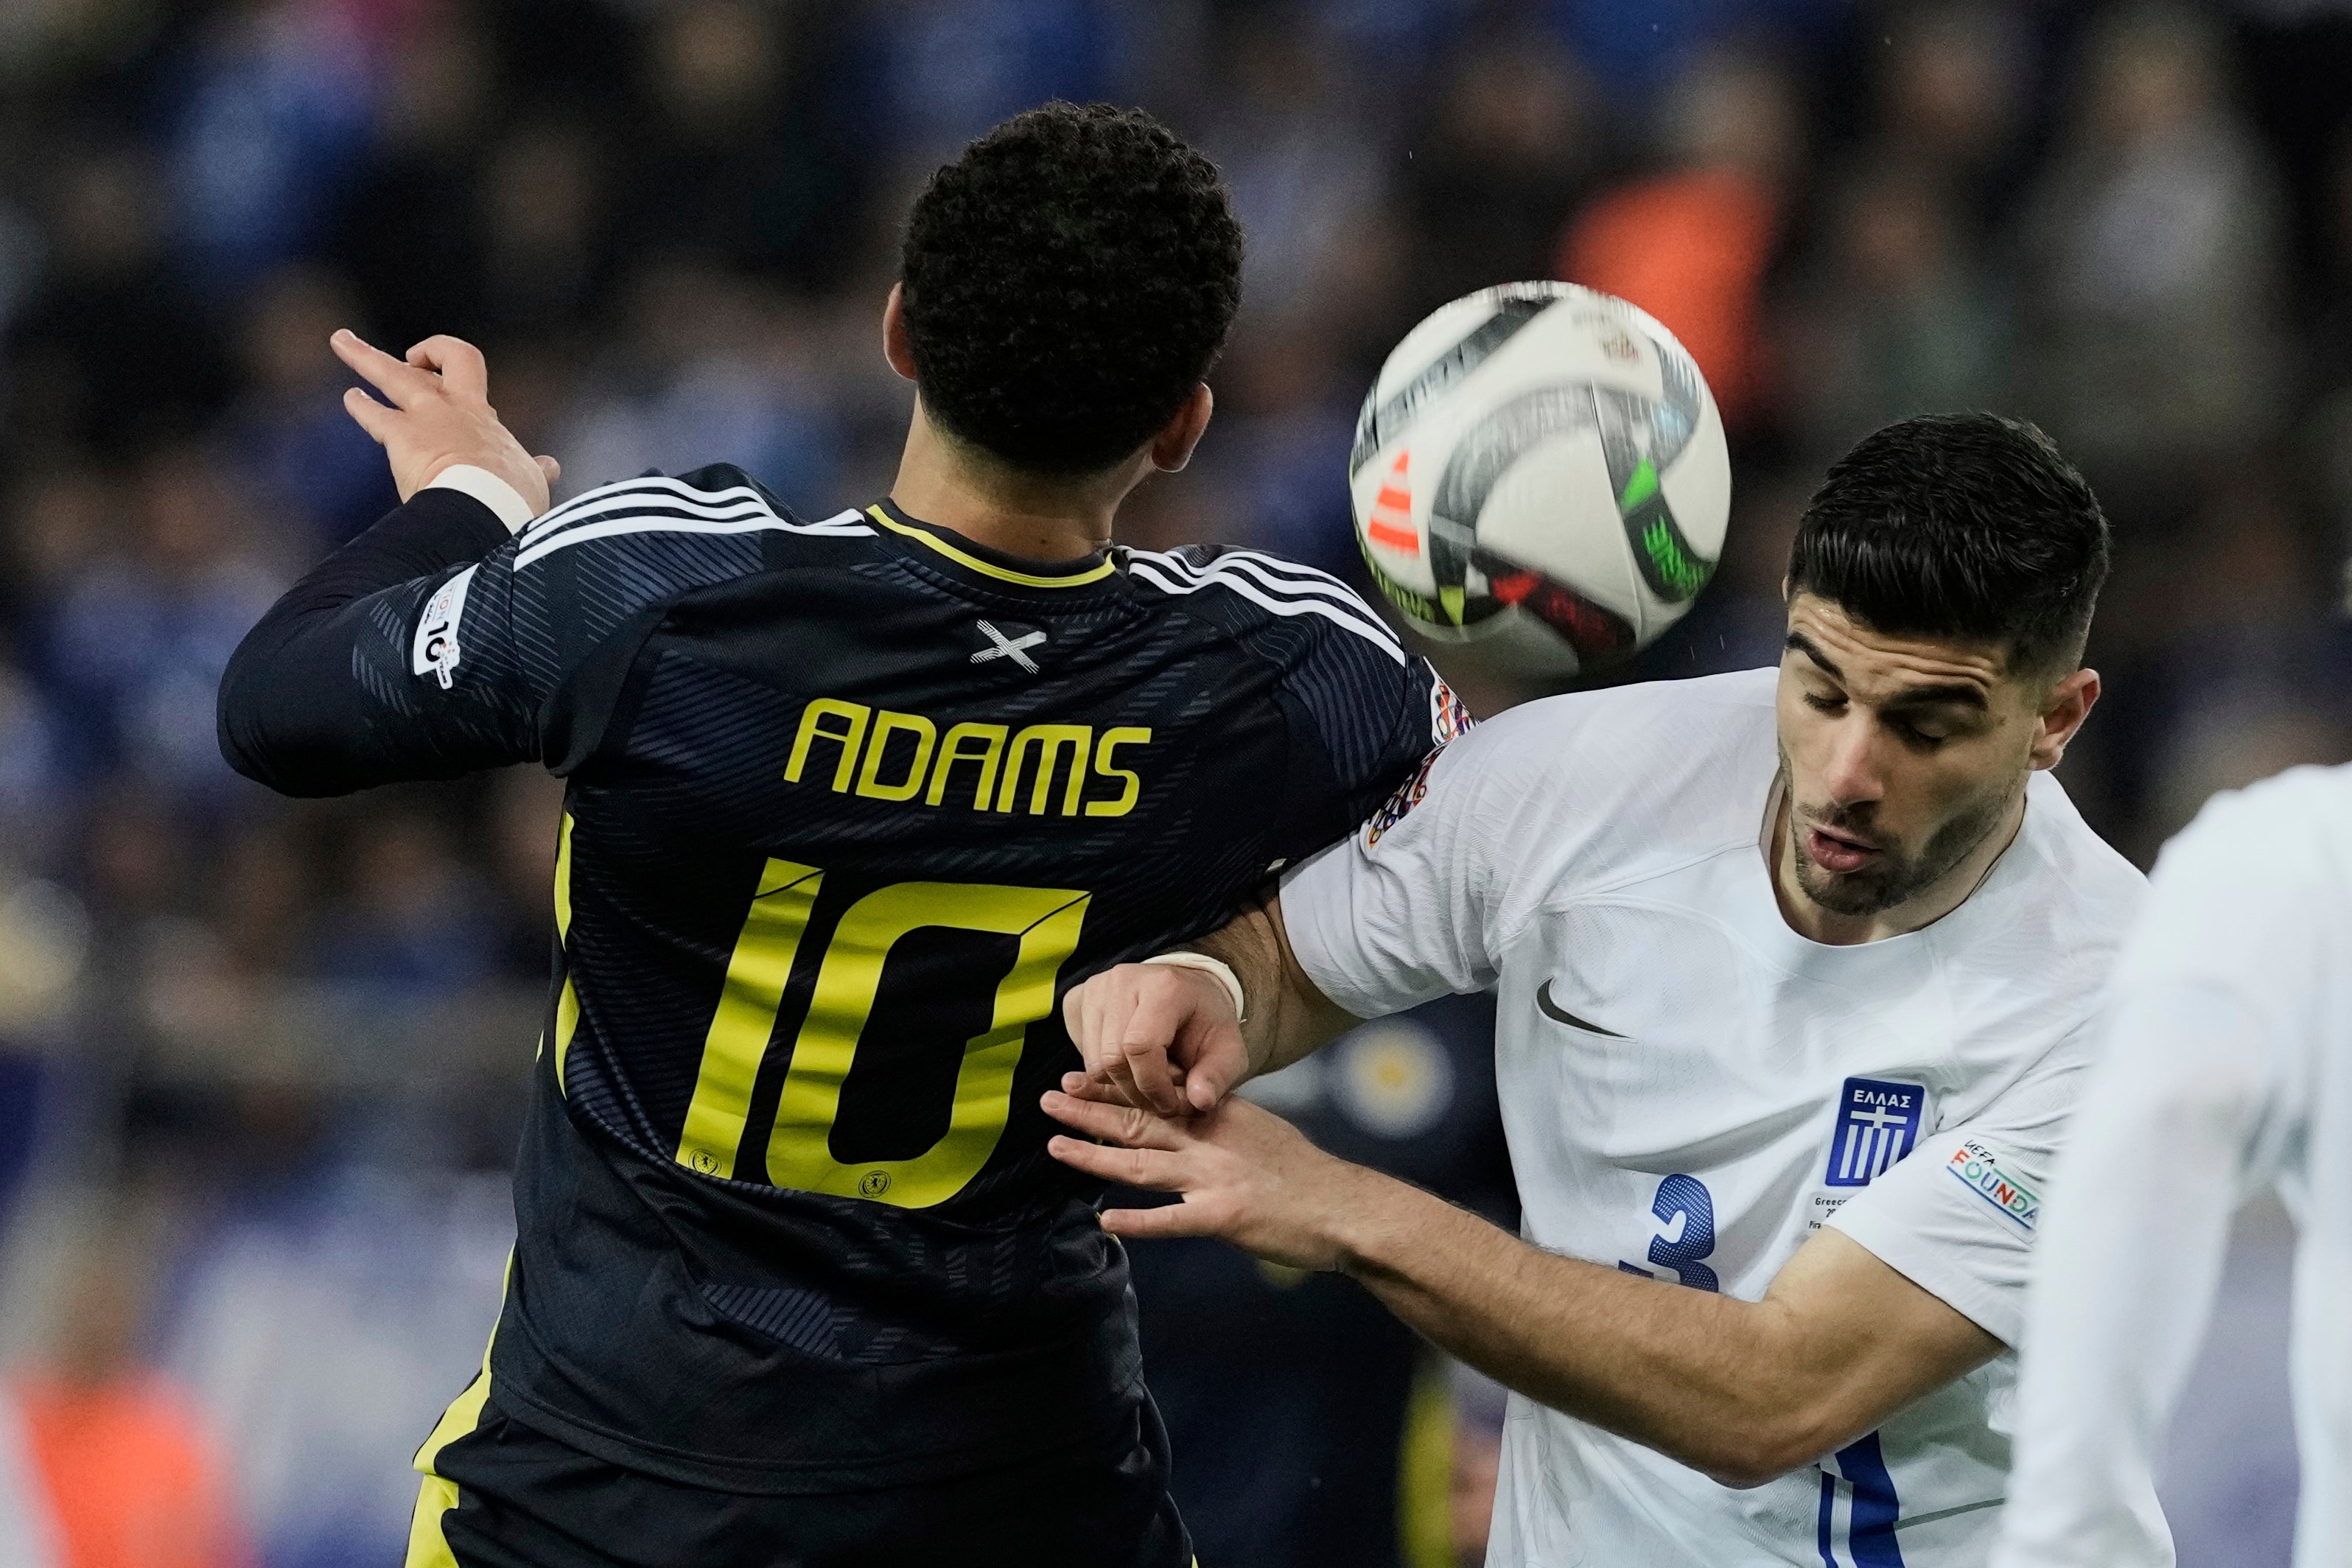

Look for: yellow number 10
[672,861,1091,1209]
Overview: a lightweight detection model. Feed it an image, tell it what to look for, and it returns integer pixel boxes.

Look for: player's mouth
[1804,823,1881,875]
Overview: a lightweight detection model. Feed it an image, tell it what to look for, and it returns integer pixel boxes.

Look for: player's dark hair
[900,102,1244,476]
[1788,413,2110,675]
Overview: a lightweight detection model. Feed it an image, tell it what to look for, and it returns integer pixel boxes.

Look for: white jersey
[1281,668,2148,1568]
[1993,763,2352,1568]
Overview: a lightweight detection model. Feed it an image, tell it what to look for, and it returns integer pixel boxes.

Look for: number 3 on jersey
[1620,1172,1719,1292]
[668,858,1090,1209]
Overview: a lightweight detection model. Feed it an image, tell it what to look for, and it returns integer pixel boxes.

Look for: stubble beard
[1779,755,2025,919]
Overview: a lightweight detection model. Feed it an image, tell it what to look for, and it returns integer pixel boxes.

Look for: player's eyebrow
[1785,632,1841,681]
[1885,682,1989,711]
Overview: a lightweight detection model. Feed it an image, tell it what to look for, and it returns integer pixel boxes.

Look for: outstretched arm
[1062,890,1359,1114]
[1044,1092,2001,1488]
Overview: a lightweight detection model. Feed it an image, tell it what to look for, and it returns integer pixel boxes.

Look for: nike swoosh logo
[1536,980,1625,1037]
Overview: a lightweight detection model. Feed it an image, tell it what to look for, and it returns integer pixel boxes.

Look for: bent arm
[1194,892,1359,1076]
[1065,890,1359,1113]
[1334,1174,1999,1487]
[1044,1092,1999,1488]
[219,486,525,795]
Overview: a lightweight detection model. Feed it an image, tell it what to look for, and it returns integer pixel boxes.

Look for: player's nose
[1818,715,1887,808]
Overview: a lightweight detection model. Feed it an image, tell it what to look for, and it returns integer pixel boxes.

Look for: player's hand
[332,329,561,514]
[1042,1089,1362,1272]
[1061,961,1253,1116]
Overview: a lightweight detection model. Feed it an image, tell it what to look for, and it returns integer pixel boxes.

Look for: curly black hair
[900,102,1244,476]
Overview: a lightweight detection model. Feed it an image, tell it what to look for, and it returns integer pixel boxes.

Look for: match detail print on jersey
[673,859,1091,1209]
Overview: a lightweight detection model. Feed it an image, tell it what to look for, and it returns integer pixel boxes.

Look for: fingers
[406,335,489,399]
[1180,1017,1251,1112]
[1115,998,1184,1115]
[1059,1070,1134,1106]
[1045,1134,1185,1191]
[536,454,562,488]
[1098,1202,1214,1240]
[1040,1090,1186,1151]
[332,329,433,407]
[341,385,395,444]
[1065,967,1184,1113]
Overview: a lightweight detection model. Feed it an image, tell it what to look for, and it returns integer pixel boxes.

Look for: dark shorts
[409,1395,1194,1568]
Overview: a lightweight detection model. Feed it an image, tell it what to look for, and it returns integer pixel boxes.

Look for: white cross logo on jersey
[1825,1077,1925,1188]
[1838,1105,1907,1183]
[970,620,1046,673]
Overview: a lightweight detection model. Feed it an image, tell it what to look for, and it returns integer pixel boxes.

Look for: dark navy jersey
[217,465,1455,1493]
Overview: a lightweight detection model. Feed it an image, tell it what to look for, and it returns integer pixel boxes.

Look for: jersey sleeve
[1989,780,2330,1568]
[1279,713,1517,1018]
[1823,1029,2087,1351]
[219,466,787,796]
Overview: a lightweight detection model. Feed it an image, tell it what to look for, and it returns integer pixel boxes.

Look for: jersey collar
[865,500,1116,589]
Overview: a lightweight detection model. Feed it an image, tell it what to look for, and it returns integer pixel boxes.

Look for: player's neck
[887,407,1141,562]
[1769,785,2026,945]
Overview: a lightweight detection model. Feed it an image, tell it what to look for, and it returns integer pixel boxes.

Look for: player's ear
[882,283,917,382]
[1150,384,1214,475]
[2029,667,2099,771]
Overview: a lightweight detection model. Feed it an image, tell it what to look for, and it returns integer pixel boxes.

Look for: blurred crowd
[0,0,2345,1564]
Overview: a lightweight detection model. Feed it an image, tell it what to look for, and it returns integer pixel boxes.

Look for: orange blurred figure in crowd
[1555,51,1800,430]
[4,1233,251,1568]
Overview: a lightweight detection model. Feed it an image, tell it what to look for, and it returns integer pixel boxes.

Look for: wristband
[1141,951,1247,1024]
[425,463,539,533]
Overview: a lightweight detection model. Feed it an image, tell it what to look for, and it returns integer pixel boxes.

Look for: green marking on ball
[1617,456,1660,511]
[1641,517,1712,597]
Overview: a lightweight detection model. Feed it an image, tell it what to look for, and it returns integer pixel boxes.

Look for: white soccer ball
[1350,281,1732,677]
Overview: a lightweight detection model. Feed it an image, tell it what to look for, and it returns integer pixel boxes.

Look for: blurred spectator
[2015,4,2285,522]
[161,1165,509,1568]
[553,262,842,501]
[29,444,281,802]
[221,265,400,547]
[304,809,500,1009]
[4,147,235,454]
[621,0,856,291]
[1869,0,2033,224]
[327,3,497,352]
[1207,15,1387,325]
[475,117,617,346]
[852,0,1124,170]
[1198,318,1367,577]
[2309,124,2352,577]
[1541,0,1843,104]
[1556,48,1804,432]
[1781,155,2012,460]
[163,0,379,299]
[0,662,74,867]
[1397,29,1596,312]
[6,1222,252,1568]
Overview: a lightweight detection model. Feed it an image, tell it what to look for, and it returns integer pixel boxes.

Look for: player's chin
[1794,858,1905,917]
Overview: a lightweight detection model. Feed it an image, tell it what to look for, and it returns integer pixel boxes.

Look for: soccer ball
[1349,281,1732,677]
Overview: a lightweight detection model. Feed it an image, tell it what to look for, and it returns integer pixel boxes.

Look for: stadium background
[0,0,2343,1562]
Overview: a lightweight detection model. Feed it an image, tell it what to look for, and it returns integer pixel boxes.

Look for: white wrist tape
[425,463,539,533]
[1141,951,1247,1024]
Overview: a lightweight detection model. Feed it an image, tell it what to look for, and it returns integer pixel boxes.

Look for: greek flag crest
[1824,1077,1925,1189]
